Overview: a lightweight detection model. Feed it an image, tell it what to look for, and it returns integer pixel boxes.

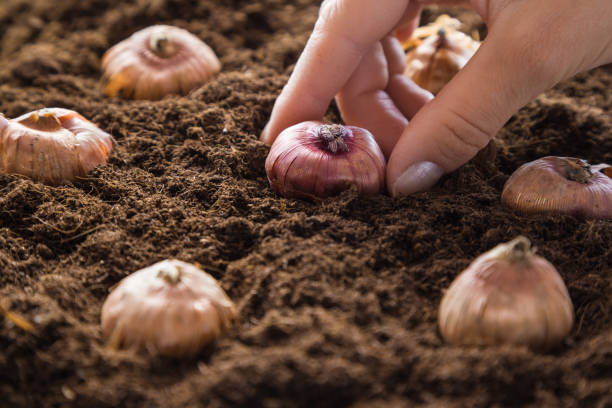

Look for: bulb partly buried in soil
[0,108,113,185]
[438,236,574,351]
[502,156,612,219]
[402,15,480,94]
[101,260,237,357]
[102,25,221,100]
[265,121,386,200]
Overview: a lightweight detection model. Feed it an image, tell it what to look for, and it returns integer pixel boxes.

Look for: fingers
[386,76,433,121]
[261,0,410,145]
[382,36,433,120]
[388,0,612,197]
[336,35,432,157]
[394,2,423,43]
[387,26,553,196]
[335,41,409,157]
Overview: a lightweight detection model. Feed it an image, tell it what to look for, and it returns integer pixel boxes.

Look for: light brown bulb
[0,108,113,185]
[403,15,480,94]
[265,121,386,200]
[101,25,221,100]
[101,260,237,357]
[438,236,574,350]
[502,156,612,219]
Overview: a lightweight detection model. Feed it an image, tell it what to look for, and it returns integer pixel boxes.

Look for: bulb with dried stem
[265,121,386,199]
[101,260,237,357]
[0,108,113,184]
[502,156,612,219]
[102,25,221,100]
[438,236,574,351]
[402,15,480,94]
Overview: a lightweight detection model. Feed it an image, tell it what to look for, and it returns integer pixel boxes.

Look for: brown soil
[0,1,611,407]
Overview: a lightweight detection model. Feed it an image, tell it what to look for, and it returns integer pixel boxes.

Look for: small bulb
[0,108,113,185]
[438,236,574,350]
[502,156,612,219]
[265,122,386,200]
[402,15,480,94]
[101,260,237,357]
[101,25,221,100]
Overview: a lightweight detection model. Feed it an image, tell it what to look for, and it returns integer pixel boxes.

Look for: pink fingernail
[260,122,271,144]
[392,161,445,197]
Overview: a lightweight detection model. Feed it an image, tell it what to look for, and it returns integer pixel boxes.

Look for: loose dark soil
[0,1,611,407]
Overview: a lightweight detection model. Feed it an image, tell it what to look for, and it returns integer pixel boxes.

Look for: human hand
[260,0,612,196]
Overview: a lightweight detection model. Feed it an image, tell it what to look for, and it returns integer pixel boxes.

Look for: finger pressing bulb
[102,25,221,100]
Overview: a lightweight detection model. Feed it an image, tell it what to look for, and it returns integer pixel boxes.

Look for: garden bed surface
[0,0,610,406]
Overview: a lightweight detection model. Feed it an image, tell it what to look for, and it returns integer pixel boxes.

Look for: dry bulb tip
[157,265,182,285]
[316,124,349,154]
[500,236,535,264]
[149,33,177,58]
[564,158,593,184]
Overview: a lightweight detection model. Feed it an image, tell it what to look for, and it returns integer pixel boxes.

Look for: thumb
[387,25,557,196]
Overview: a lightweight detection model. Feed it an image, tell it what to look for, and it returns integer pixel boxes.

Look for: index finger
[261,0,410,145]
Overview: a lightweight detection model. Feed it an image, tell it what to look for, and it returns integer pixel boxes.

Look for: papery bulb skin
[265,121,386,200]
[589,163,611,179]
[502,156,612,219]
[403,15,480,94]
[0,108,113,185]
[101,260,237,357]
[438,236,574,351]
[102,25,221,100]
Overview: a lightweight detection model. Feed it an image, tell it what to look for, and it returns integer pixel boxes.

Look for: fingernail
[260,122,271,144]
[392,161,445,197]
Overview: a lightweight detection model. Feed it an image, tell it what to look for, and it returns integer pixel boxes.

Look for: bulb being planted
[438,236,574,350]
[0,108,113,184]
[402,15,480,94]
[265,121,386,200]
[101,260,237,357]
[102,25,221,100]
[502,156,612,219]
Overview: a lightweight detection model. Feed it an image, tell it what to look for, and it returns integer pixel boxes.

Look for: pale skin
[261,0,612,196]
